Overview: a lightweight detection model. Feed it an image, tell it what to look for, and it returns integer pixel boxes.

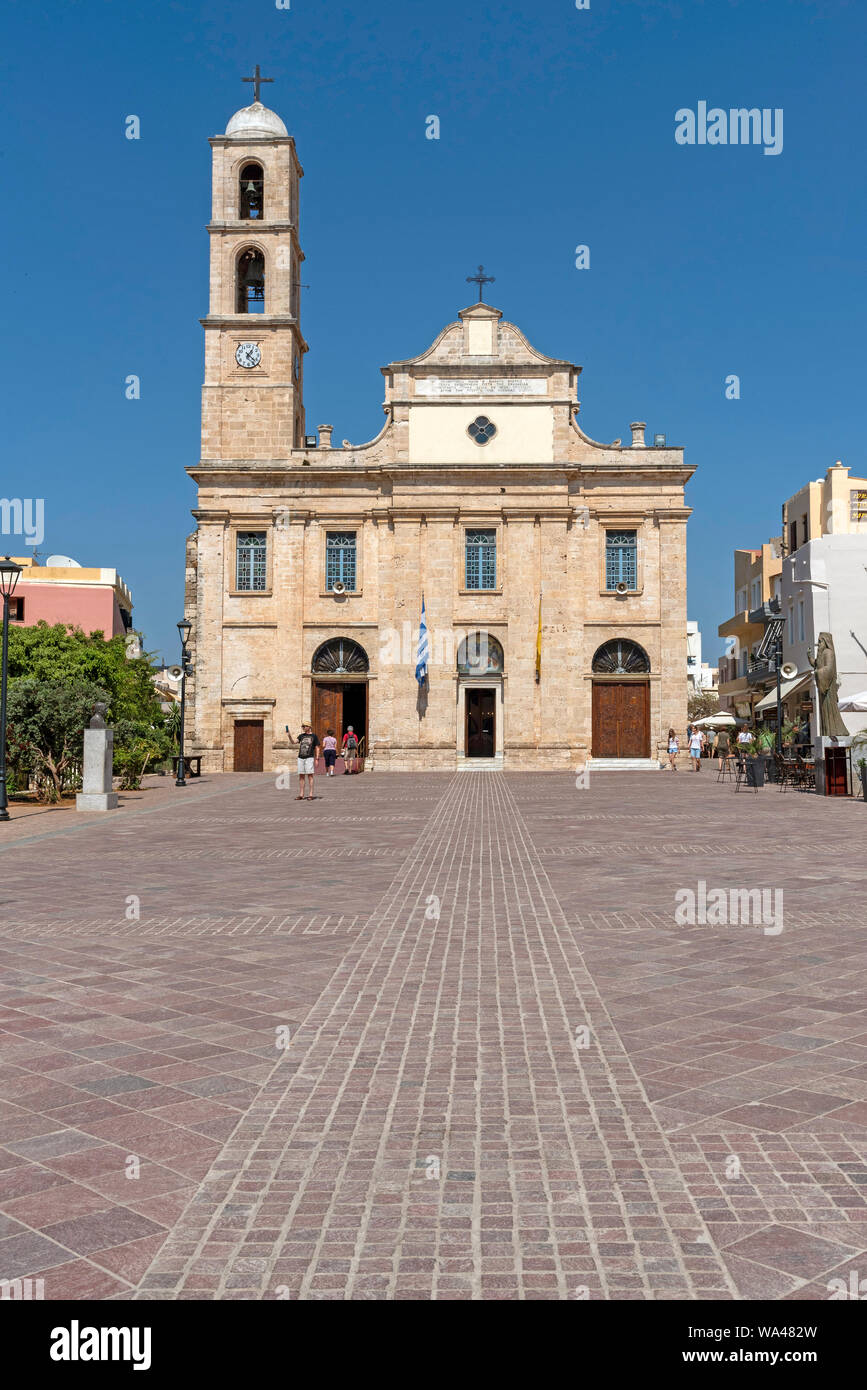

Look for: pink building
[8,556,134,638]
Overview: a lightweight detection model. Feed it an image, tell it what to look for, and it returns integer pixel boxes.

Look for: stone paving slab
[0,769,865,1300]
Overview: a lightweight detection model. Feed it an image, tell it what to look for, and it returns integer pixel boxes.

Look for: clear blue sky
[4,0,865,665]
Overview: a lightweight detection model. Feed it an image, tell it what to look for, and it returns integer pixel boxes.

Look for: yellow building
[783,462,867,551]
[717,540,782,719]
[184,92,694,772]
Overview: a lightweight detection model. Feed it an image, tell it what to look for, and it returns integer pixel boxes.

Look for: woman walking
[322,728,338,776]
[667,728,679,771]
[688,726,704,771]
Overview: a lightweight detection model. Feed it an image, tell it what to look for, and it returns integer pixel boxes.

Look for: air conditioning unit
[304,435,318,448]
[615,581,629,594]
[331,580,346,594]
[654,433,666,447]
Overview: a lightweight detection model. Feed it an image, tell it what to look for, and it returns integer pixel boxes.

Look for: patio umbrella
[691,713,741,727]
[839,690,867,712]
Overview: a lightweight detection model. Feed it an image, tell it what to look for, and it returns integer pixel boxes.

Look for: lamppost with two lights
[175,618,192,787]
[0,558,23,822]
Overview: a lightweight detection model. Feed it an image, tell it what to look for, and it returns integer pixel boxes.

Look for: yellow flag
[535,593,542,682]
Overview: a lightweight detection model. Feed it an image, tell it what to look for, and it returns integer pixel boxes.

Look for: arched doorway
[457,633,504,759]
[591,639,651,758]
[311,638,369,756]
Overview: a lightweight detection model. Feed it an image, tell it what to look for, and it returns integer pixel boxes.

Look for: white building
[687,621,717,691]
[777,533,867,742]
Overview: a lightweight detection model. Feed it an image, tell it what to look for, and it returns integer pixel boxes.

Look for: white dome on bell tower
[225,101,288,139]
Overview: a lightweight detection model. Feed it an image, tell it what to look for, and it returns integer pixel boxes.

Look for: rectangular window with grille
[605,530,637,590]
[465,529,497,590]
[851,489,867,522]
[326,531,357,590]
[235,531,267,591]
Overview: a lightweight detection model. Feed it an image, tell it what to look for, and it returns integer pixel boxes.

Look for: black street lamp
[0,557,23,822]
[175,618,193,787]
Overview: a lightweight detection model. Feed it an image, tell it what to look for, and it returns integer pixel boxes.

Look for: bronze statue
[89,702,107,729]
[808,632,849,739]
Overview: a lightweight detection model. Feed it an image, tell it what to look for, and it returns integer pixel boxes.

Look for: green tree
[687,689,721,721]
[113,719,173,790]
[6,622,168,798]
[6,678,109,801]
[8,622,161,722]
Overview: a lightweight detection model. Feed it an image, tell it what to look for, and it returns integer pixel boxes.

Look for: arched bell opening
[236,247,265,314]
[239,162,264,220]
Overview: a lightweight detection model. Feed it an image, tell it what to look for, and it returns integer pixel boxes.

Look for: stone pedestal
[76,726,118,811]
[814,736,852,796]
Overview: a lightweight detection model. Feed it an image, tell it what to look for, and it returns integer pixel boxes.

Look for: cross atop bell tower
[242,64,273,104]
[200,87,308,461]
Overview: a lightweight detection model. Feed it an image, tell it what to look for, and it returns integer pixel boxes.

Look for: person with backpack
[342,725,359,774]
[290,723,320,800]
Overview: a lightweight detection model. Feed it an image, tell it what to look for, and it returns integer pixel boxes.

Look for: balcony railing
[747,660,776,688]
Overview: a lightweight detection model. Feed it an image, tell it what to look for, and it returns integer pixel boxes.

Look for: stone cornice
[207,222,299,235]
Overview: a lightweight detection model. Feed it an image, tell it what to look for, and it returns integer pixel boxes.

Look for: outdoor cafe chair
[796,753,816,792]
[734,756,758,795]
[773,751,798,791]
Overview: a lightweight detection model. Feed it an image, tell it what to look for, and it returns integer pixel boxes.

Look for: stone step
[586,758,662,771]
[457,756,505,771]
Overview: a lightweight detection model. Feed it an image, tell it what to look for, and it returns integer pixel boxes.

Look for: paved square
[1,770,865,1300]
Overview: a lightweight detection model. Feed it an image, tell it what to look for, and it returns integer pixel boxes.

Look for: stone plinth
[76,726,118,812]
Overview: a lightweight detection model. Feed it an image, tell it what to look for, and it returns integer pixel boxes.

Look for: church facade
[184,92,693,773]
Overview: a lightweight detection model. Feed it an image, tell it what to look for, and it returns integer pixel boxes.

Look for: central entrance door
[465,688,496,757]
[591,681,649,758]
[312,681,368,751]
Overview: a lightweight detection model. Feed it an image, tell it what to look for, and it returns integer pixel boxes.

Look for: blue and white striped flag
[415,595,430,685]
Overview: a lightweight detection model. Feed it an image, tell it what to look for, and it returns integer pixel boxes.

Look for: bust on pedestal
[76,704,118,811]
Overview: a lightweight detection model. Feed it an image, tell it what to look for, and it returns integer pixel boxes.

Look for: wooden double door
[311,681,368,750]
[591,681,650,758]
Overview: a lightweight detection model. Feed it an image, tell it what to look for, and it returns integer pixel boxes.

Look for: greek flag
[415,596,430,685]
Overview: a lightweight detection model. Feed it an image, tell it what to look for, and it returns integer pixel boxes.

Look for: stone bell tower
[201,71,307,460]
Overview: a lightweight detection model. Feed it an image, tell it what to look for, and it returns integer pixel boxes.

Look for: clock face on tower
[235,341,261,369]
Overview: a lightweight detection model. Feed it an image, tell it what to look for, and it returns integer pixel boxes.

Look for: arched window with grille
[312,638,369,674]
[605,529,637,590]
[591,640,650,675]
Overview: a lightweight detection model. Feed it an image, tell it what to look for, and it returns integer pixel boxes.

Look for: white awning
[754,673,811,712]
[839,690,867,712]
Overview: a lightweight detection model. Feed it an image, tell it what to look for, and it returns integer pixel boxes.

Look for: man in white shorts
[291,723,320,800]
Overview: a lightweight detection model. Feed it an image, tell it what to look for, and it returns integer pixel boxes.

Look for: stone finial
[630,422,646,447]
[318,424,333,448]
[89,702,107,729]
